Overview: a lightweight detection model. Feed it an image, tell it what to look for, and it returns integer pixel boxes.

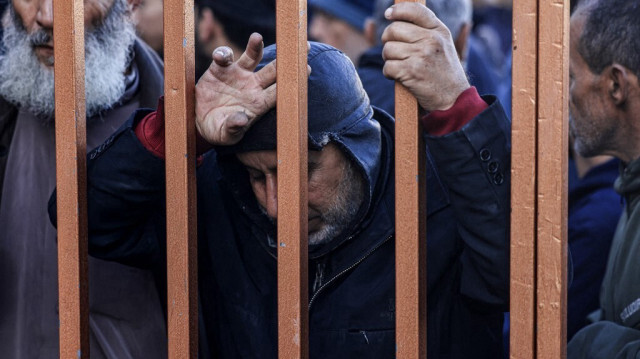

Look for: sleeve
[48,108,168,268]
[568,321,640,359]
[425,95,511,309]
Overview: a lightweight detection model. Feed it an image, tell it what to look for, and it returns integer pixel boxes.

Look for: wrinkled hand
[195,33,277,146]
[381,3,470,112]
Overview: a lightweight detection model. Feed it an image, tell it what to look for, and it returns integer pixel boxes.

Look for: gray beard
[308,159,365,246]
[261,158,365,247]
[0,0,137,121]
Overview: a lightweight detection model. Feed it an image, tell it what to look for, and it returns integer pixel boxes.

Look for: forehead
[236,143,347,170]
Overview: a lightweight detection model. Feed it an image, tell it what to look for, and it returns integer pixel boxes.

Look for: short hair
[577,0,640,78]
[373,0,472,45]
[196,0,276,50]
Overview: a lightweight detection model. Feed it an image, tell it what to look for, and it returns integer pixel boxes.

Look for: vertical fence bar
[276,1,309,358]
[53,0,89,358]
[394,0,427,358]
[536,0,569,358]
[164,0,198,357]
[510,0,538,357]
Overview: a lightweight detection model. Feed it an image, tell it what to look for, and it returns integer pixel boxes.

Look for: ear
[198,8,217,46]
[454,23,471,62]
[607,64,631,106]
[363,18,377,46]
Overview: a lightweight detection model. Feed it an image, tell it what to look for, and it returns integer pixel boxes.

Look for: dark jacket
[52,44,511,358]
[568,157,640,358]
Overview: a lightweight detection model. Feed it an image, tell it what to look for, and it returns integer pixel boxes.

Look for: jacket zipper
[308,234,394,310]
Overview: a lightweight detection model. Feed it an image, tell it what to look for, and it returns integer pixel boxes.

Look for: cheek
[12,1,36,31]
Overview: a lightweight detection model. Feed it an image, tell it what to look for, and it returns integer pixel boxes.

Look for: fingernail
[384,7,393,19]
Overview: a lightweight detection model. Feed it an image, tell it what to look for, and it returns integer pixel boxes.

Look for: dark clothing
[568,157,640,358]
[53,99,510,359]
[567,157,622,340]
[0,40,167,359]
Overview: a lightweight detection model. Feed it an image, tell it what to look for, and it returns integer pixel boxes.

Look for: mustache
[29,30,51,47]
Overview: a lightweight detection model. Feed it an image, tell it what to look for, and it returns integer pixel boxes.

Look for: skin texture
[11,0,136,67]
[381,2,470,111]
[569,7,640,162]
[236,143,350,238]
[309,10,371,65]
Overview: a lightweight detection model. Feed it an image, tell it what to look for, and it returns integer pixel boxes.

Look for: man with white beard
[0,0,167,357]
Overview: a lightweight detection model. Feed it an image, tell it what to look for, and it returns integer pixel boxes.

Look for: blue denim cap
[309,0,375,31]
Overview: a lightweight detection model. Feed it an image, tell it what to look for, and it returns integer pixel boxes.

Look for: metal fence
[52,0,568,358]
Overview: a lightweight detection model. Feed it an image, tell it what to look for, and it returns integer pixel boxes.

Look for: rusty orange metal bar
[53,0,89,358]
[510,0,538,357]
[535,0,569,357]
[163,0,198,357]
[276,0,309,358]
[394,0,427,358]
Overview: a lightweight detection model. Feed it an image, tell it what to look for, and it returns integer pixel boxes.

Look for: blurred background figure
[567,144,621,340]
[308,0,375,65]
[194,0,276,80]
[134,0,164,58]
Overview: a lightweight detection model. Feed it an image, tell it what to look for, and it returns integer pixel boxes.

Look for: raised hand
[381,3,470,112]
[195,33,277,146]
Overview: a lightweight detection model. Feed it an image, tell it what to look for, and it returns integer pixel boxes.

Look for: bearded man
[0,0,166,357]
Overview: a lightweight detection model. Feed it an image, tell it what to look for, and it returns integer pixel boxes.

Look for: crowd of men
[0,0,638,357]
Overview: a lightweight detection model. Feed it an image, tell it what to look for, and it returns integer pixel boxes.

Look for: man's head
[0,0,137,119]
[218,42,386,248]
[309,0,375,64]
[372,0,472,61]
[236,143,365,246]
[569,0,640,162]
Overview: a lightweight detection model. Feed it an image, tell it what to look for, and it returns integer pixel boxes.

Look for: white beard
[0,0,137,121]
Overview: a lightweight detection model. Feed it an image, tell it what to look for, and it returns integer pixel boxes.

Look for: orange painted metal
[53,0,89,358]
[535,0,569,358]
[394,1,427,358]
[163,0,198,357]
[276,0,309,358]
[509,0,538,357]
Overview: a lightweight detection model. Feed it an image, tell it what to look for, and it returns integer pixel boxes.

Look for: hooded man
[0,0,166,357]
[53,3,510,357]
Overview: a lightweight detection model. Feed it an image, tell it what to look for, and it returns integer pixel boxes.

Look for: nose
[36,0,54,30]
[265,175,278,219]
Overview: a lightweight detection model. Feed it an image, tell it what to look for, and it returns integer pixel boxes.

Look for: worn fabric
[568,157,640,358]
[567,157,622,340]
[54,43,511,358]
[0,40,167,359]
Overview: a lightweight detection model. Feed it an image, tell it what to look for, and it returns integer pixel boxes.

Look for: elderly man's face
[236,143,364,246]
[568,10,617,157]
[0,0,137,119]
[12,0,116,66]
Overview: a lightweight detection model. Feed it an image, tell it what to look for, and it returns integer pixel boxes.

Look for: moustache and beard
[0,0,137,121]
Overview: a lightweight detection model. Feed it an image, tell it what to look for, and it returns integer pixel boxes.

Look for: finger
[384,3,442,30]
[381,41,413,62]
[236,33,264,71]
[255,59,277,89]
[381,21,425,44]
[255,83,277,119]
[382,59,405,81]
[212,46,234,67]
